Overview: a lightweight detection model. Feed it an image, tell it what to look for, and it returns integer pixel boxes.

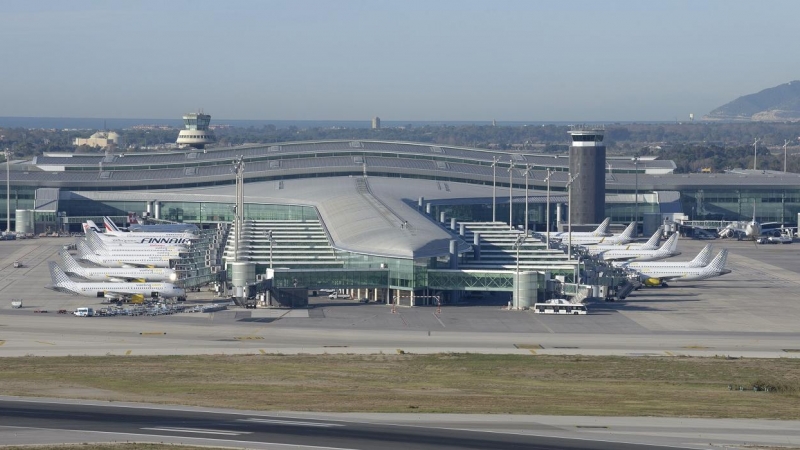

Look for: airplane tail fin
[86,220,101,232]
[658,233,678,253]
[49,261,75,287]
[642,226,663,249]
[59,250,88,277]
[618,222,635,240]
[706,249,729,272]
[103,217,120,233]
[76,240,98,262]
[593,217,611,236]
[689,244,713,267]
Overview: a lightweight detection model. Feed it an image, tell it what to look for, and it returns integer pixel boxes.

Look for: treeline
[639,143,799,173]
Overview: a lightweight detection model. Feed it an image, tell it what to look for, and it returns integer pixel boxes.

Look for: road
[0,398,696,450]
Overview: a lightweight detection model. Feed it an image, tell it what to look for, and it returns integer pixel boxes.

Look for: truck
[11,300,22,309]
[74,307,95,317]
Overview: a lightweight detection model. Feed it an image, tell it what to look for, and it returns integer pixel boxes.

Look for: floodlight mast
[566,172,579,260]
[508,159,515,229]
[491,156,499,222]
[4,148,10,233]
[753,138,760,170]
[522,164,532,234]
[544,168,553,248]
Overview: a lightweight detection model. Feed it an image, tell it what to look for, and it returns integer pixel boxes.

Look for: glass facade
[681,189,800,224]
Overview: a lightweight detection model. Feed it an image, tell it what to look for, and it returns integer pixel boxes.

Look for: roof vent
[512,153,524,161]
[184,167,197,176]
[430,146,444,153]
[268,145,281,152]
[186,152,198,159]
[99,171,112,179]
[354,156,364,164]
[436,161,448,170]
[269,160,281,169]
[349,141,363,148]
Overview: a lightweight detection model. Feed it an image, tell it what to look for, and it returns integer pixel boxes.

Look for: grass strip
[0,354,798,419]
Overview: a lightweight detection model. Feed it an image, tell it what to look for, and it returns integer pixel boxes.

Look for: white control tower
[176,112,215,149]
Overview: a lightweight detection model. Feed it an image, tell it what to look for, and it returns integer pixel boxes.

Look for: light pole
[491,156,499,222]
[632,156,639,238]
[267,229,274,269]
[513,234,526,309]
[753,137,760,171]
[544,168,553,248]
[508,159,515,229]
[522,164,532,234]
[566,172,579,260]
[4,148,10,233]
[784,139,790,173]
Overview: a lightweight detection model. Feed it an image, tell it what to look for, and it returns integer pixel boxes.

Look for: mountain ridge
[705,81,800,121]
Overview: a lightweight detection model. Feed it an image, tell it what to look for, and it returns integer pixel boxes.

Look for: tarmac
[0,236,799,357]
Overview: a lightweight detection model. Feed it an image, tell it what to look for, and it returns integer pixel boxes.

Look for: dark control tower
[568,126,606,225]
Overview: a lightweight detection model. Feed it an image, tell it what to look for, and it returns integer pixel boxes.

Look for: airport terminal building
[4,139,800,304]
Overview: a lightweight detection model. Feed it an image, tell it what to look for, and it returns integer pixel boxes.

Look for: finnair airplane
[558,222,635,246]
[48,262,184,301]
[60,250,177,282]
[86,229,189,251]
[623,249,730,285]
[599,233,680,262]
[103,217,198,240]
[583,227,663,255]
[535,217,612,239]
[84,233,184,256]
[77,241,174,268]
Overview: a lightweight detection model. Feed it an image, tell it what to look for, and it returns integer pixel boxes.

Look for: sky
[1,0,799,122]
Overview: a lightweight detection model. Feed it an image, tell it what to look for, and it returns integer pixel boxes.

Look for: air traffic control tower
[568,126,606,225]
[176,112,215,149]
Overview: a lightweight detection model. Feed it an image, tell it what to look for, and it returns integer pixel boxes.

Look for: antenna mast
[753,138,760,171]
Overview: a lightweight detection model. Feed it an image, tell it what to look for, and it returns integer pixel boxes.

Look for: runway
[3,397,789,450]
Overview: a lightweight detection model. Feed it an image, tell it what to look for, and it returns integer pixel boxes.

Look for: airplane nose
[721,269,732,275]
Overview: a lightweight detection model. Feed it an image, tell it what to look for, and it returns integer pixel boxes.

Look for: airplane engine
[641,277,664,287]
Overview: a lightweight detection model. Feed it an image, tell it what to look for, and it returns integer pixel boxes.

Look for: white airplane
[535,217,612,239]
[60,250,177,282]
[48,262,185,301]
[86,229,189,250]
[583,226,663,255]
[103,217,198,240]
[83,233,184,256]
[557,222,635,246]
[624,249,731,285]
[620,244,713,271]
[76,241,174,268]
[599,233,680,262]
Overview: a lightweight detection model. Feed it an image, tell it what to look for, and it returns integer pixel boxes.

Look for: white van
[74,307,94,317]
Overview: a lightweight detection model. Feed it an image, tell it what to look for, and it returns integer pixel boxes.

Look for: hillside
[704,81,800,121]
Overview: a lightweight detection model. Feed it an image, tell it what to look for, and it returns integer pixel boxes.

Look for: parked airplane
[599,233,680,262]
[624,249,730,285]
[535,217,612,239]
[103,217,197,240]
[583,226,663,255]
[77,241,174,268]
[86,229,189,250]
[620,244,713,271]
[48,262,184,301]
[60,250,177,282]
[557,222,635,246]
[84,232,184,255]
